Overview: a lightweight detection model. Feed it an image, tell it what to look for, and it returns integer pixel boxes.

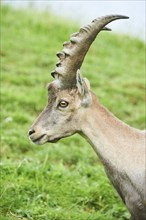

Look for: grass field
[1,5,145,220]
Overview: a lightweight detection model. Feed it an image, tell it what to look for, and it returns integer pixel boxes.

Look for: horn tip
[120,15,129,19]
[109,14,129,19]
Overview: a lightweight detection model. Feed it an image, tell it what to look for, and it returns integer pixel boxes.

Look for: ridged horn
[51,14,129,88]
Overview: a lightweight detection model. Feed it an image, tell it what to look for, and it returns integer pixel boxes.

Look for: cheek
[49,111,67,127]
[65,115,73,123]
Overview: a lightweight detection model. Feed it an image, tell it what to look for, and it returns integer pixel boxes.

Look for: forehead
[47,82,77,99]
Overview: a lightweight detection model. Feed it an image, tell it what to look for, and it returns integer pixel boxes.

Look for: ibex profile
[29,15,146,219]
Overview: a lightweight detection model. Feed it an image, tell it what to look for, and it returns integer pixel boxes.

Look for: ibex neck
[80,93,144,168]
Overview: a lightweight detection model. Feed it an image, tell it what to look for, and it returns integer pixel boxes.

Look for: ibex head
[29,15,129,145]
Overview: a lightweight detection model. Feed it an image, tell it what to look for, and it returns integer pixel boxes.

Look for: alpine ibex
[29,15,146,219]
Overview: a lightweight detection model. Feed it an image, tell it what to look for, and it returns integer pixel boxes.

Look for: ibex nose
[29,129,35,136]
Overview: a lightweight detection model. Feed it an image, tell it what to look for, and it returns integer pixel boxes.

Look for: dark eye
[58,100,69,108]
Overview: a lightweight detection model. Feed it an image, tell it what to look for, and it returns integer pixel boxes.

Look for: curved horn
[51,14,129,88]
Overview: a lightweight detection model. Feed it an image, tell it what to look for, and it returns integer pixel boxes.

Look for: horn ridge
[56,51,65,59]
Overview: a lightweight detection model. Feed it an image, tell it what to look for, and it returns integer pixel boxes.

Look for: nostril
[29,129,35,136]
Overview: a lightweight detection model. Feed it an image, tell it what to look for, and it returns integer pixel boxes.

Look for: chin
[31,139,47,145]
[47,138,61,143]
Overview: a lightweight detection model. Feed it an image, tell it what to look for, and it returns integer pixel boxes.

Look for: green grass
[0,5,145,220]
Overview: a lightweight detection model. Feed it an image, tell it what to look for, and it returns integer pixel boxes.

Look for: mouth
[30,134,60,145]
[33,134,46,143]
[30,134,48,145]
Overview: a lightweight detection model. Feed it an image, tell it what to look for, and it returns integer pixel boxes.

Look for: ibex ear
[76,69,92,106]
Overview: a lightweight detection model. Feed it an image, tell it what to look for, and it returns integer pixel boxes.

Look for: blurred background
[2,0,146,41]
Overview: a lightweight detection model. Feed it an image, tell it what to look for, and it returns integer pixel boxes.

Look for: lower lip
[33,134,46,143]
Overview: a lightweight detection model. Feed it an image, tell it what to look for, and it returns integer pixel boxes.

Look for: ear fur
[76,69,92,106]
[76,69,84,96]
[83,78,90,90]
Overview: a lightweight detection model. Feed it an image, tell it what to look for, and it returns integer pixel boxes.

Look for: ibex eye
[59,100,69,108]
